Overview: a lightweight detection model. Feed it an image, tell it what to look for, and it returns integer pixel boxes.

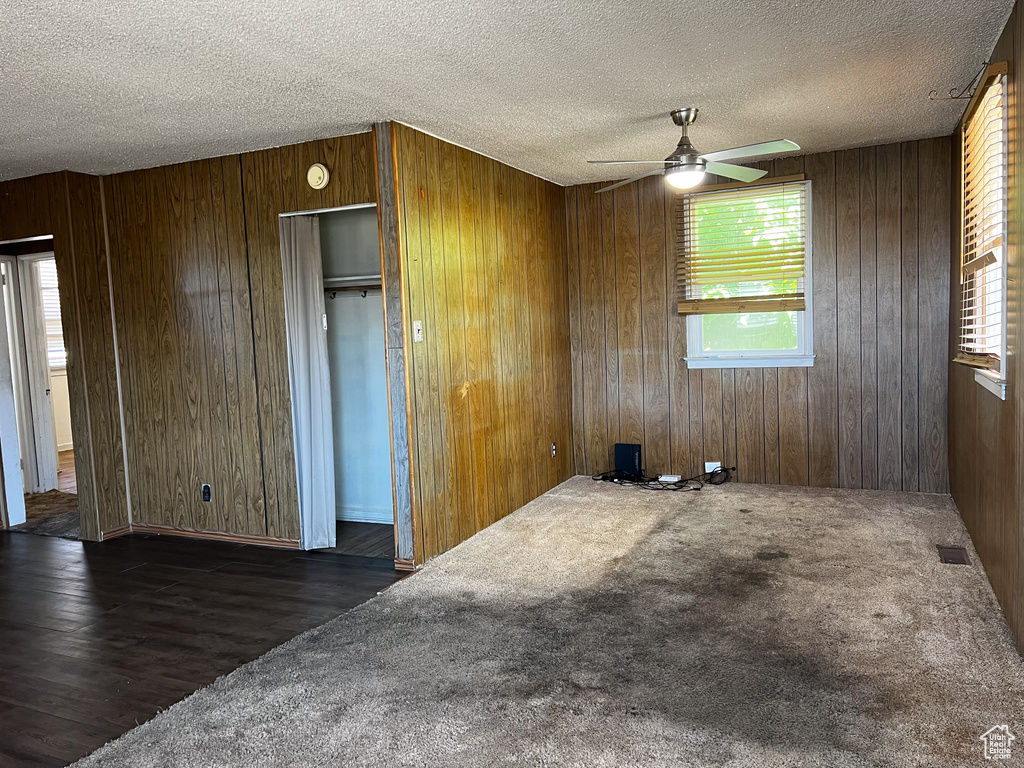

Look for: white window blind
[956,66,1008,372]
[678,181,808,315]
[37,259,66,370]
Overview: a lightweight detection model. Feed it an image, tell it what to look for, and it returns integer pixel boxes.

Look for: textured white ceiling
[0,0,1013,185]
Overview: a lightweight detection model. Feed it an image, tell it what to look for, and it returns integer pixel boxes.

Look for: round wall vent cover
[307,163,329,190]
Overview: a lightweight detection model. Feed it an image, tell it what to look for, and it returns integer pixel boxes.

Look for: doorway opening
[280,204,396,559]
[0,236,80,539]
[320,207,394,558]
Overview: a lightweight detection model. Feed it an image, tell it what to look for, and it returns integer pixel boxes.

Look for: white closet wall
[325,290,392,522]
[320,207,394,525]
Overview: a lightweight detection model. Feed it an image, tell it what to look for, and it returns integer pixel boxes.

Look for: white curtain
[279,216,336,549]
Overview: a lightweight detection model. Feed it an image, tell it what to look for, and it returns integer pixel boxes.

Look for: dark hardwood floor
[327,521,395,558]
[0,530,403,767]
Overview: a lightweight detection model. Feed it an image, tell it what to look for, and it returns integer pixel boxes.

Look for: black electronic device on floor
[614,443,642,479]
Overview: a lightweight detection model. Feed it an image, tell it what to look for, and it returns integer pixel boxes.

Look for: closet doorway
[321,208,394,557]
[280,204,395,559]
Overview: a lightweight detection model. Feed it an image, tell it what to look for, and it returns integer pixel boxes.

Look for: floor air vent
[937,545,970,565]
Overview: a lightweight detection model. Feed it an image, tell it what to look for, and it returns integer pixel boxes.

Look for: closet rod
[324,284,381,293]
[324,274,382,287]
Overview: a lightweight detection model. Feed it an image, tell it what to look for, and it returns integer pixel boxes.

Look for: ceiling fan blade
[596,168,665,194]
[705,162,768,183]
[588,160,668,165]
[701,139,800,163]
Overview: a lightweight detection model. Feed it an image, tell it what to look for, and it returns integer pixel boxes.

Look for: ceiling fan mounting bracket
[669,108,701,161]
[670,108,699,127]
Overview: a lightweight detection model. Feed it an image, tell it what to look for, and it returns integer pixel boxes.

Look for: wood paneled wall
[0,172,128,538]
[565,139,951,492]
[1,133,376,543]
[947,10,1024,651]
[106,158,267,537]
[106,133,376,541]
[65,174,131,534]
[393,124,574,562]
[2,126,956,569]
[238,134,375,539]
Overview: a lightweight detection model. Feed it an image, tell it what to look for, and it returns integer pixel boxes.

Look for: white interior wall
[319,206,381,276]
[50,370,72,451]
[325,290,393,523]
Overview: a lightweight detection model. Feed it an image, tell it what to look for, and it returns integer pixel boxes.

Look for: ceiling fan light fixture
[665,164,706,190]
[589,109,794,194]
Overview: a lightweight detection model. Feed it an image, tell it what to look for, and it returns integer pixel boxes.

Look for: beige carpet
[74,477,1024,767]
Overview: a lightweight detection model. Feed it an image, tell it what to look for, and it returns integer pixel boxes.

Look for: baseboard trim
[336,509,395,525]
[99,524,131,540]
[129,523,301,549]
[394,557,416,572]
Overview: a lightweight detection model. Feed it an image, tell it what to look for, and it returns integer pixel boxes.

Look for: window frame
[682,179,815,369]
[955,62,1009,400]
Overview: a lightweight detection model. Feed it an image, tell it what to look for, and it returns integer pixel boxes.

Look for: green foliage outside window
[690,186,804,352]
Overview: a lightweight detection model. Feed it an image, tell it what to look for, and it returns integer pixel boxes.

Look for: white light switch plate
[413,321,424,343]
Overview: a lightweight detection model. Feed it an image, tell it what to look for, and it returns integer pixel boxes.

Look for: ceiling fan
[588,108,800,193]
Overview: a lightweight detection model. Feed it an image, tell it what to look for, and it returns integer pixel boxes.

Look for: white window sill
[975,369,1007,400]
[685,354,815,370]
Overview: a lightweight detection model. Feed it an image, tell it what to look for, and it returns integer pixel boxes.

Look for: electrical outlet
[705,461,721,473]
[551,442,557,458]
[202,483,212,503]
[413,321,424,343]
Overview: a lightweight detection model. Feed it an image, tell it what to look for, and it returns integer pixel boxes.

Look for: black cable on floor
[591,466,735,491]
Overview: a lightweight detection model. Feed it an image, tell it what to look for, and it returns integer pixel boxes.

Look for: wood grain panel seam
[62,173,103,536]
[236,158,273,537]
[98,177,133,526]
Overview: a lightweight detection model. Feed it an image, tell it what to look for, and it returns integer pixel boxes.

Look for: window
[679,179,813,368]
[955,63,1008,399]
[37,259,66,370]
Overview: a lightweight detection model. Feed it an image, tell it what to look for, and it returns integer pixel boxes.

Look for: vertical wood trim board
[564,140,950,493]
[392,123,573,563]
[374,122,416,561]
